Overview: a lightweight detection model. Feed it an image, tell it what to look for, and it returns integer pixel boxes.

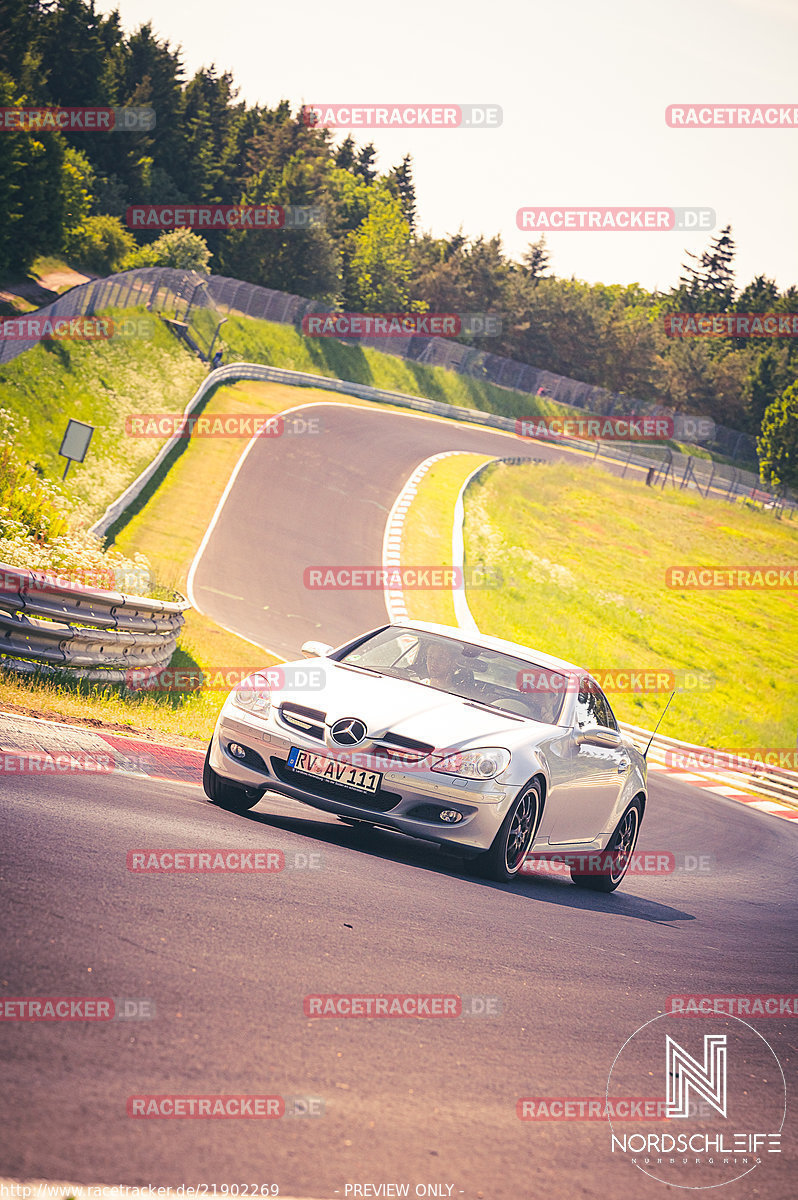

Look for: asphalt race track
[188,402,568,657]
[2,401,796,1198]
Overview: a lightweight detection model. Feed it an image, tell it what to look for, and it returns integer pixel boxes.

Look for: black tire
[474,779,542,883]
[570,797,643,893]
[203,746,261,813]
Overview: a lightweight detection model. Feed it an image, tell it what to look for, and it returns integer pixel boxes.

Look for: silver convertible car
[203,621,647,891]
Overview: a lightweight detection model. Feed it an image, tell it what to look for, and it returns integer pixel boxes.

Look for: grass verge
[399,453,495,625]
[463,459,798,748]
[0,306,206,519]
[219,313,568,424]
[0,381,376,743]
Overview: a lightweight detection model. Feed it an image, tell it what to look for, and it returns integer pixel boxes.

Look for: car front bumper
[209,706,521,855]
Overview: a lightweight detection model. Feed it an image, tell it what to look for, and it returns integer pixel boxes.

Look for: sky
[96,0,797,295]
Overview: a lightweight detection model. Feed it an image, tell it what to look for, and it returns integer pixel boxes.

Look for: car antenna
[643,691,676,760]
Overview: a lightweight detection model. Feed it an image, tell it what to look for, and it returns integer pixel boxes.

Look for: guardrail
[0,265,760,468]
[621,722,798,808]
[89,360,524,537]
[0,563,188,684]
[95,360,792,539]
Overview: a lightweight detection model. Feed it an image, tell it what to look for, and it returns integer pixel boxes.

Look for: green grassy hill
[464,460,798,748]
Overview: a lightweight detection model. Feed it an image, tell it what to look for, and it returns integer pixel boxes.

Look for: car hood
[276,658,546,751]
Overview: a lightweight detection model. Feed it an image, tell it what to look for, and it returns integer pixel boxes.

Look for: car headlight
[431,747,511,779]
[232,672,274,717]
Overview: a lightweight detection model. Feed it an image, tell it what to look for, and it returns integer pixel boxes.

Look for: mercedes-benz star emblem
[330,717,367,746]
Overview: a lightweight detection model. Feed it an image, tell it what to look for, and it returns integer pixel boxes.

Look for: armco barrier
[89,361,524,537]
[0,563,188,683]
[95,360,785,540]
[0,266,760,466]
[620,722,798,808]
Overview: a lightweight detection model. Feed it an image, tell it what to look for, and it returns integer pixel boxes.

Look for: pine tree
[678,225,735,312]
[354,143,377,184]
[334,135,356,171]
[522,236,550,282]
[385,154,416,231]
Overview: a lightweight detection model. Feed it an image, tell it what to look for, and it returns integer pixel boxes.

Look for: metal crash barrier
[0,563,188,683]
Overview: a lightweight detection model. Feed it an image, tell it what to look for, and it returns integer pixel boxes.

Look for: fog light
[228,742,247,760]
[439,810,463,824]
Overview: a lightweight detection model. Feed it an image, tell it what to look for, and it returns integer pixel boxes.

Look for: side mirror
[575,726,622,749]
[301,640,333,659]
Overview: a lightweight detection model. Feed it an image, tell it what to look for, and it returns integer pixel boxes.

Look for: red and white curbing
[1,712,796,824]
[0,710,204,788]
[644,757,798,822]
[381,451,475,622]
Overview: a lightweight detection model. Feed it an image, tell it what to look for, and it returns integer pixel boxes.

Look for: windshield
[337,626,568,724]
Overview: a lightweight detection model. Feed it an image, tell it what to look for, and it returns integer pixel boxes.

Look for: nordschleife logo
[606,1013,786,1189]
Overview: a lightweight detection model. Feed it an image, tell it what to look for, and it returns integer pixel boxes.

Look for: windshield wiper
[465,699,526,722]
[335,662,382,677]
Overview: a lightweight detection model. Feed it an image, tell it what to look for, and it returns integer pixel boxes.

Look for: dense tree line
[1,0,796,446]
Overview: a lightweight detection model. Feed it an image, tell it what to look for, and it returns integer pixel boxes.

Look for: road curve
[188,402,568,657]
[1,764,796,1197]
[2,397,796,1198]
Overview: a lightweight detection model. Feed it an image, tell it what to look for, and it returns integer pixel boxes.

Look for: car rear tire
[570,797,643,893]
[203,746,261,813]
[474,779,542,883]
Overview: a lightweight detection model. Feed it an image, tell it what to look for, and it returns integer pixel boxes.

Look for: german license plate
[287,747,382,794]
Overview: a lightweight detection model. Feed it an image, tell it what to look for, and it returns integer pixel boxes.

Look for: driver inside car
[417,641,477,695]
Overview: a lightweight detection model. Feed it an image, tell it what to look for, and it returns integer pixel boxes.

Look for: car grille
[270,757,402,812]
[377,732,436,756]
[278,702,326,740]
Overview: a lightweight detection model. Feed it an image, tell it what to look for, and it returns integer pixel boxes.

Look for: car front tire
[570,797,643,893]
[474,779,542,883]
[203,746,262,813]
